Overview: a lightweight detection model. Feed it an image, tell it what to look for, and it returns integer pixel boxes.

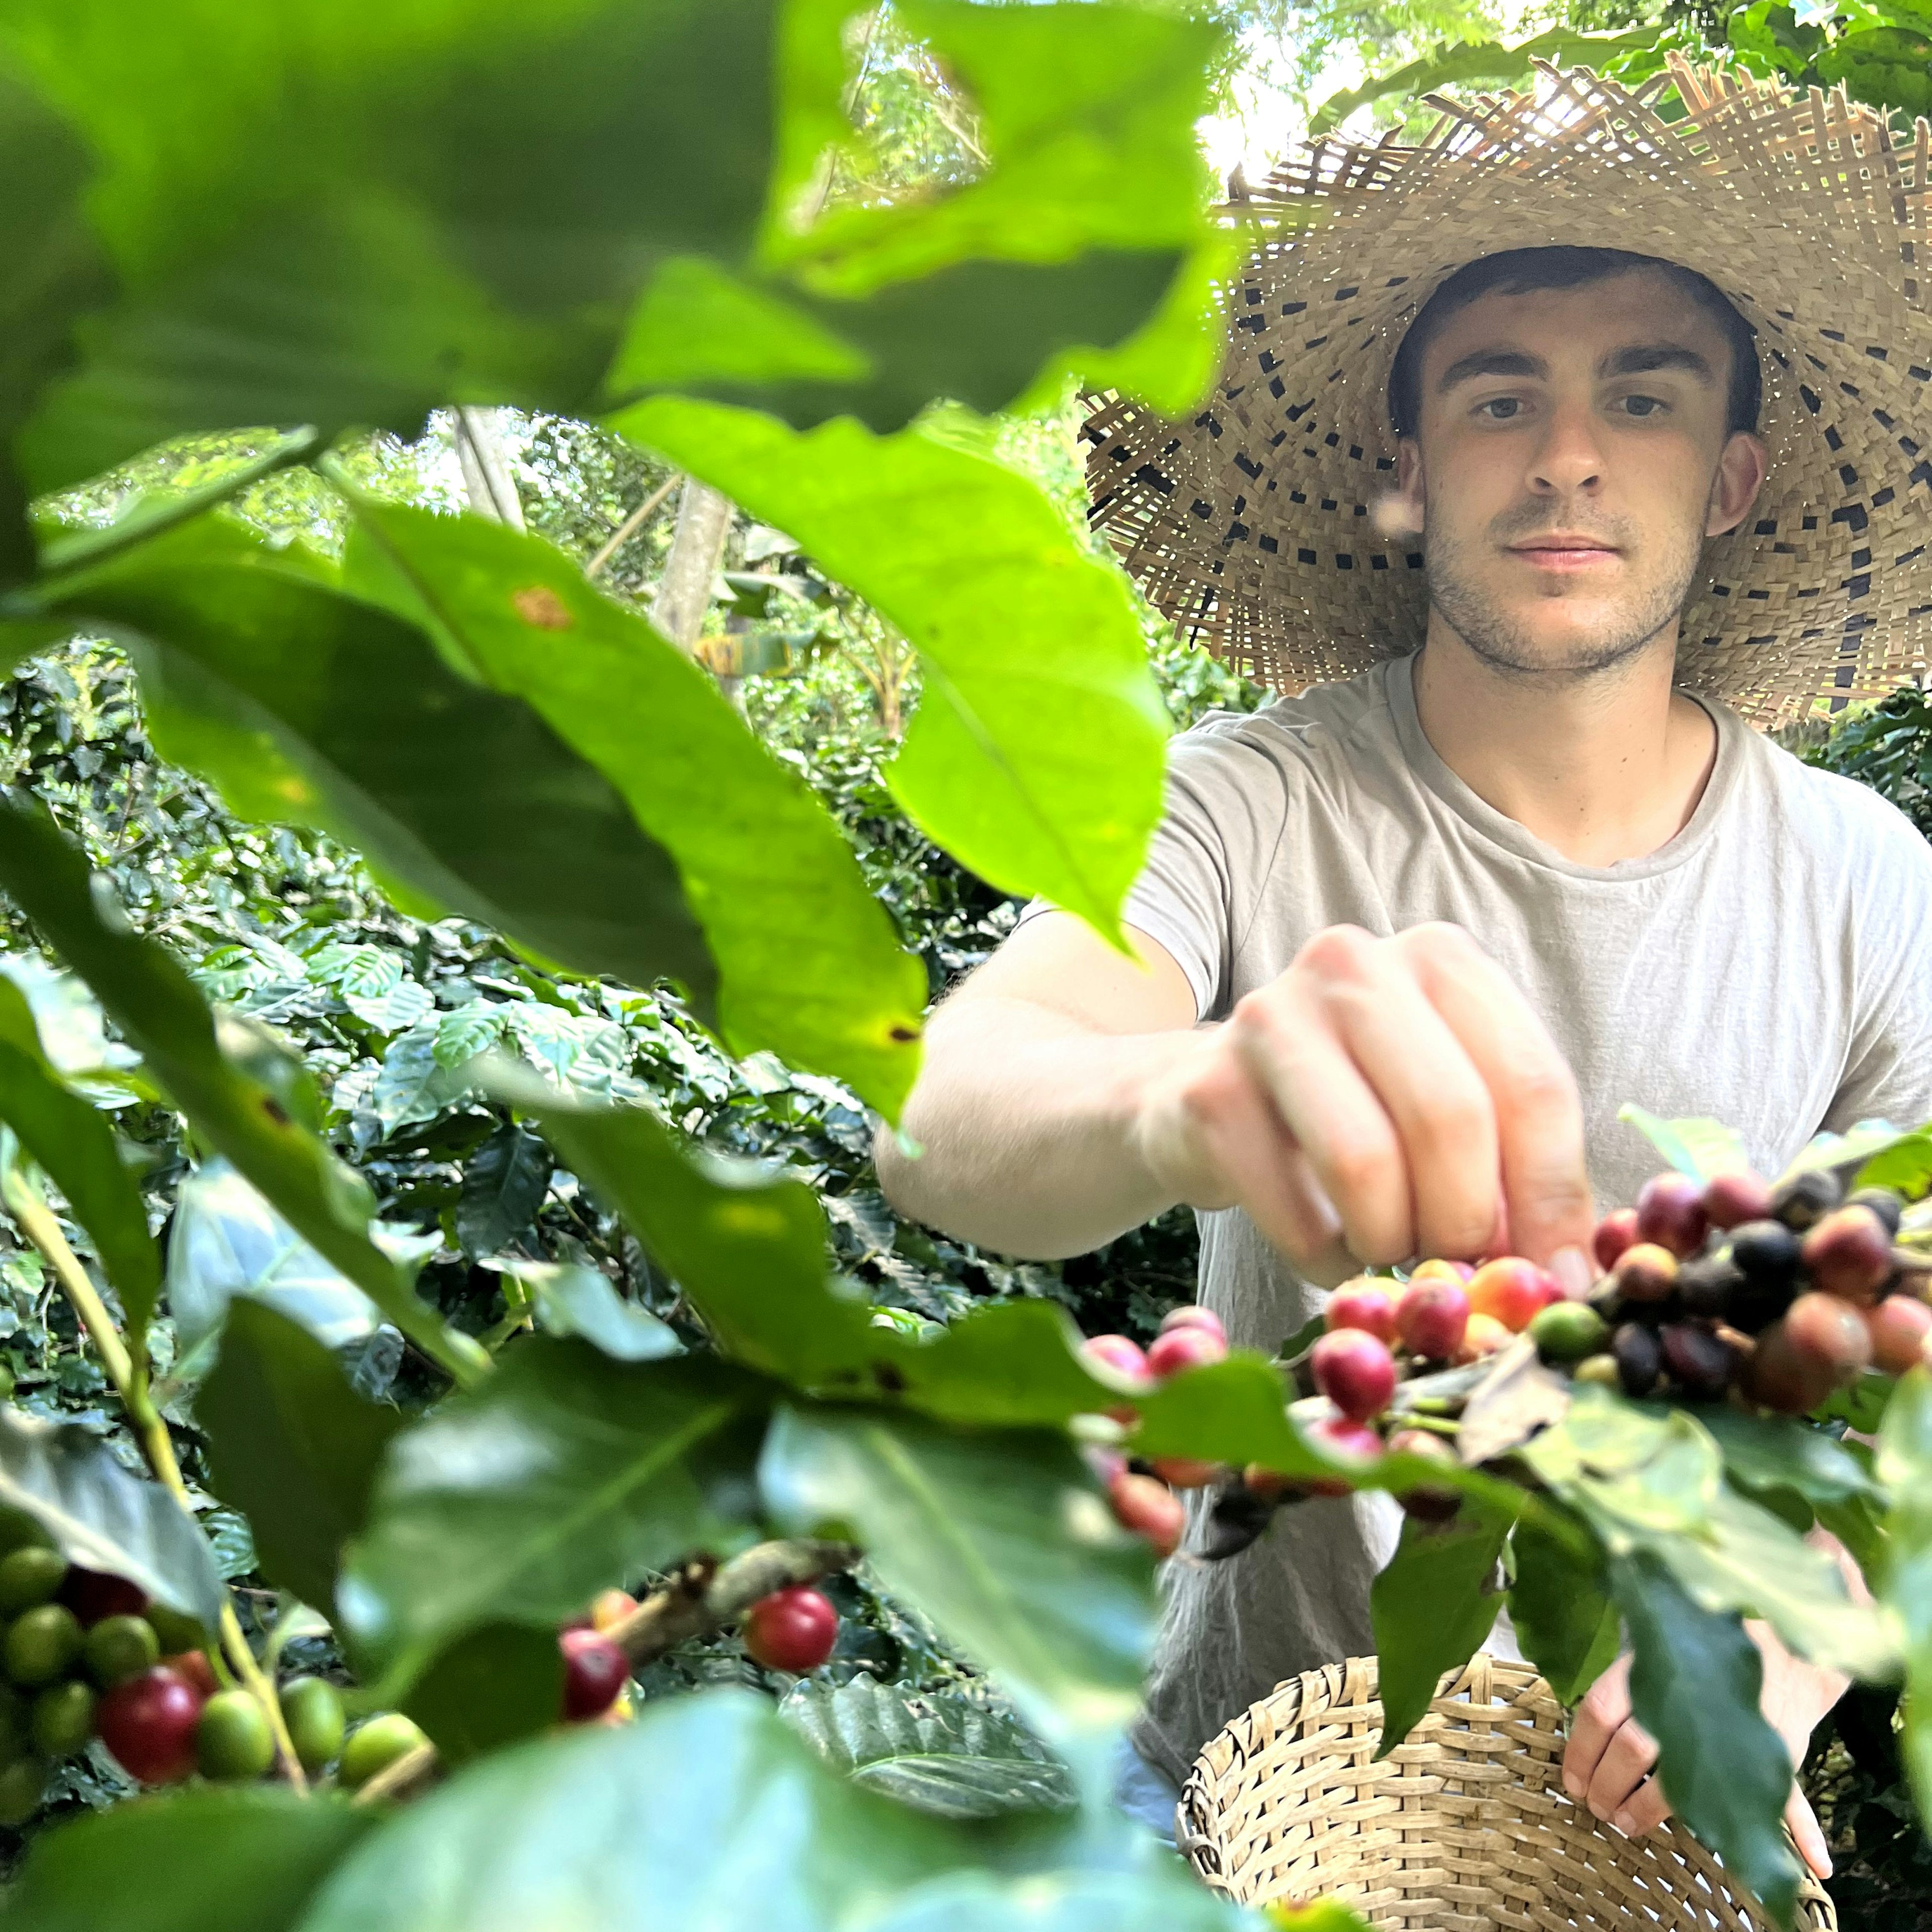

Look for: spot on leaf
[511,586,574,630]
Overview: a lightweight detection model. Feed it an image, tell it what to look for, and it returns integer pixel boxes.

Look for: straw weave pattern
[1085,58,1932,726]
[1178,1656,1836,1931]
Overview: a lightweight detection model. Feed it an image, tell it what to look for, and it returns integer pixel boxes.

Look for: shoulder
[1165,663,1398,793]
[1739,723,1932,885]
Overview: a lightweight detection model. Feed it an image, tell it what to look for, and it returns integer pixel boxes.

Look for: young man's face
[1391,268,1767,681]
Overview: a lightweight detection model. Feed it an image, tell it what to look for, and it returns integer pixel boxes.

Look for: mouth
[1506,535,1621,571]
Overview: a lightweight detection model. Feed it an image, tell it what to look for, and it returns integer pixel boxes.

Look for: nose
[1527,398,1604,497]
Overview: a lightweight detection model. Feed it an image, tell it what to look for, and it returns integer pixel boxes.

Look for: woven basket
[1178,1655,1835,1931]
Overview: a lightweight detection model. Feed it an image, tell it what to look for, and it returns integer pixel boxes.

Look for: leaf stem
[0,1166,311,1793]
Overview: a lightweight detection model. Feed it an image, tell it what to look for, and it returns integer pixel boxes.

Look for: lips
[1508,536,1620,570]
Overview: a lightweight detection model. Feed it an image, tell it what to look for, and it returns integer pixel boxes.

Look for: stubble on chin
[1420,513,1704,687]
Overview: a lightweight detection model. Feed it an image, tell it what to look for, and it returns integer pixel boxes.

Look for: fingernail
[1588,1799,1608,1821]
[1550,1245,1592,1301]
[1612,1811,1636,1837]
[1562,1772,1583,1799]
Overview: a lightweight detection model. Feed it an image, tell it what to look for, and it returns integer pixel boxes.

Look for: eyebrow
[1435,342,1717,392]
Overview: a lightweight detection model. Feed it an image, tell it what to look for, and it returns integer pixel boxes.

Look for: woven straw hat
[1179,1654,1836,1930]
[1084,58,1932,727]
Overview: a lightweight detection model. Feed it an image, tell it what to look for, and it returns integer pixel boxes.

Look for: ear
[1705,430,1768,537]
[1376,438,1426,537]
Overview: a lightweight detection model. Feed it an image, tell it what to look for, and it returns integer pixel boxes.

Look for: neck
[1410,616,1719,866]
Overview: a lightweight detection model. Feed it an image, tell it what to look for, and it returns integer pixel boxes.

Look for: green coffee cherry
[196,1690,275,1783]
[30,1679,95,1758]
[143,1603,207,1656]
[338,1712,428,1791]
[1528,1300,1611,1365]
[85,1614,159,1688]
[6,1605,82,1687]
[0,1548,66,1615]
[1572,1352,1621,1389]
[0,1755,45,1827]
[280,1676,346,1773]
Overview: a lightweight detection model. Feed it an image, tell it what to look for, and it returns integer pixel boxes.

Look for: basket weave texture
[1178,1655,1835,1932]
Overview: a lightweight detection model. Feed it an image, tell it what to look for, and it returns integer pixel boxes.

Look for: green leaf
[339,1344,766,1686]
[338,497,924,1114]
[167,1156,437,1354]
[1616,1105,1752,1183]
[399,1621,564,1766]
[1876,1367,1932,1825]
[36,514,716,1015]
[0,66,112,582]
[611,397,1169,941]
[1852,1128,1932,1199]
[455,1123,551,1258]
[1698,1408,1884,1510]
[1521,1388,1721,1535]
[511,1261,682,1364]
[0,1402,224,1626]
[779,1675,1075,1820]
[197,1300,404,1618]
[1614,1553,1801,1930]
[1778,1118,1911,1184]
[523,1082,1319,1457]
[759,1404,1152,1746]
[1507,1512,1620,1705]
[9,0,781,493]
[862,1866,1261,1932]
[1308,25,1668,137]
[0,796,478,1382]
[4,1787,372,1932]
[1370,1494,1515,1755]
[0,979,160,1334]
[294,1689,965,1932]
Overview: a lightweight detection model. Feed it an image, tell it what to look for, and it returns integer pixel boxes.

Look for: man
[879,64,1932,1880]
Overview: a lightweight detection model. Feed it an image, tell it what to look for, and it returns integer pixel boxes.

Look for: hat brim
[1084,59,1932,726]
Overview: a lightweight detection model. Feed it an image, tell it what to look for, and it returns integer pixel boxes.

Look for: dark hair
[1386,246,1761,440]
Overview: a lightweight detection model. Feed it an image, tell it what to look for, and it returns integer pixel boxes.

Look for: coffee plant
[0,6,1925,1931]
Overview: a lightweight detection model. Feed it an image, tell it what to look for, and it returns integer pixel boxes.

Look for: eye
[1617,394,1667,418]
[1475,396,1522,422]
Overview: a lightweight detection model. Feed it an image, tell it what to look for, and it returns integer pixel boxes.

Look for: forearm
[878,994,1205,1258]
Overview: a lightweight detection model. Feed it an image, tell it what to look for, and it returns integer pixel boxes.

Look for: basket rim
[1178,1654,1835,1932]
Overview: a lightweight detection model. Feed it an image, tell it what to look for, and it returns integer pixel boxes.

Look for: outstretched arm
[878,909,1597,1285]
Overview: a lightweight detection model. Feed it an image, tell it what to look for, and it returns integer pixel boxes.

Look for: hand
[1131,922,1595,1283]
[1561,1635,1845,1879]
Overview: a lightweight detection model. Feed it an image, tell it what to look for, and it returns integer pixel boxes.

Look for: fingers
[1786,1787,1832,1880]
[1396,924,1595,1265]
[1149,1044,1346,1268]
[1563,1655,1631,1799]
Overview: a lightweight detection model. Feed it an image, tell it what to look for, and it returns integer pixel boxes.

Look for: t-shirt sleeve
[1015,717,1285,1022]
[1824,791,1932,1134]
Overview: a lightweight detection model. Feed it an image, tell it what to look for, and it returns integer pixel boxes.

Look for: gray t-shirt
[1096,654,1932,1786]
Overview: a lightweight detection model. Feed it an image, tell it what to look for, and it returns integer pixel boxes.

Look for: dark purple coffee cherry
[1770,1168,1841,1233]
[1660,1321,1738,1400]
[1677,1251,1743,1321]
[1612,1322,1663,1399]
[1846,1186,1904,1237]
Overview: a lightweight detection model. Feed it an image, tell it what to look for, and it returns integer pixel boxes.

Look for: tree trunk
[649,479,733,652]
[454,406,526,530]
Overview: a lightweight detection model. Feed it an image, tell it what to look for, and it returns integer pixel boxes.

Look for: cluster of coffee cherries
[1080,1306,1232,1559]
[0,1538,347,1807]
[1076,1163,1929,1562]
[1586,1166,1927,1409]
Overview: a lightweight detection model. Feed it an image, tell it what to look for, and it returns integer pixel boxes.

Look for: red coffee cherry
[1702,1171,1773,1231]
[1145,1324,1227,1380]
[1745,1321,1840,1415]
[1107,1470,1186,1559]
[1612,1242,1680,1304]
[558,1627,628,1722]
[1468,1257,1558,1332]
[1592,1209,1640,1273]
[1303,1415,1383,1497]
[1867,1294,1932,1376]
[742,1586,840,1674]
[1801,1206,1893,1305]
[1079,1333,1149,1383]
[1395,1276,1469,1361]
[1324,1280,1398,1344]
[1784,1290,1875,1383]
[1311,1330,1397,1422]
[96,1666,205,1785]
[1159,1305,1227,1345]
[1635,1171,1710,1258]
